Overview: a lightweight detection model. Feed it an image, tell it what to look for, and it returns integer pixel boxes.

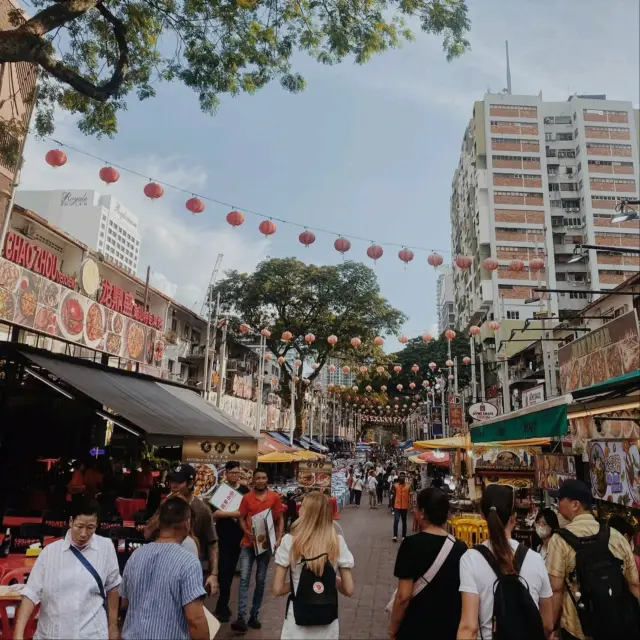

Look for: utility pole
[202,254,223,400]
[470,337,477,403]
[215,320,228,407]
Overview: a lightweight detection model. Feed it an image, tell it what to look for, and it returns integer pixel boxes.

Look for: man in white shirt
[367,471,379,509]
[14,499,121,640]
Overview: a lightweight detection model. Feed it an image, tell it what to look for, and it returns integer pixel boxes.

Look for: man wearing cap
[145,464,219,596]
[546,479,640,640]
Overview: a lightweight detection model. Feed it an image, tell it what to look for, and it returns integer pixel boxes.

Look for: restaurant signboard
[558,310,639,394]
[588,440,640,508]
[534,454,576,490]
[449,394,464,431]
[297,459,333,495]
[522,384,544,408]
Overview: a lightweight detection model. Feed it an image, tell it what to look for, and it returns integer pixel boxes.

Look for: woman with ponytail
[457,485,553,639]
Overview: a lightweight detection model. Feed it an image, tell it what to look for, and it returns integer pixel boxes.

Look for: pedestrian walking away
[272,491,355,639]
[352,474,364,507]
[367,471,378,509]
[232,468,285,633]
[392,472,410,541]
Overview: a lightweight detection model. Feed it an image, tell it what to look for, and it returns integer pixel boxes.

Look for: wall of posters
[534,454,576,490]
[588,440,640,508]
[558,310,639,394]
[297,460,332,495]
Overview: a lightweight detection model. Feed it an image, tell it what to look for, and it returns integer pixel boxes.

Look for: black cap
[167,463,196,483]
[548,479,592,506]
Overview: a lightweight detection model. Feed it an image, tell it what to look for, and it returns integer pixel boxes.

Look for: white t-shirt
[459,539,552,640]
[354,478,364,491]
[367,477,378,491]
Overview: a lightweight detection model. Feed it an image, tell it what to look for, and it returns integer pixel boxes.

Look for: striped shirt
[121,542,206,639]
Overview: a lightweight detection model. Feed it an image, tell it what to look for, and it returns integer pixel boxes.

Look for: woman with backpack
[457,484,554,640]
[272,491,355,639]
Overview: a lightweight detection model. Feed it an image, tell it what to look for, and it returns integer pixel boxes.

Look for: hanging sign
[522,384,545,408]
[588,440,640,508]
[449,394,464,431]
[468,402,499,422]
[431,405,443,437]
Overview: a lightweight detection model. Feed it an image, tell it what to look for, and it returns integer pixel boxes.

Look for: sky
[19,0,640,340]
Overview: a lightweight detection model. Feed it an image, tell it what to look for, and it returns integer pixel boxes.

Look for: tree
[211,257,406,434]
[0,0,470,160]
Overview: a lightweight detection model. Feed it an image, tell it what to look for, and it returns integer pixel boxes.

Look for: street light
[611,199,640,224]
[567,246,587,264]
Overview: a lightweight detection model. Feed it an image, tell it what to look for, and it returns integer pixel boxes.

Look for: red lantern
[45,149,67,168]
[239,323,250,333]
[411,364,419,373]
[427,253,444,268]
[265,352,273,361]
[352,386,358,392]
[398,335,408,344]
[463,356,471,365]
[374,336,384,346]
[277,356,285,365]
[376,365,385,374]
[509,258,525,272]
[186,197,205,214]
[409,382,416,389]
[327,335,338,346]
[455,255,473,269]
[281,331,293,341]
[483,257,499,271]
[359,365,368,373]
[393,365,402,373]
[294,359,302,368]
[421,333,433,343]
[342,366,351,374]
[304,333,316,344]
[530,257,545,271]
[260,328,271,337]
[299,230,316,247]
[381,385,387,392]
[469,326,481,336]
[488,320,500,331]
[365,385,372,393]
[259,220,276,236]
[311,363,319,370]
[334,237,351,254]
[350,337,361,348]
[328,364,336,373]
[226,210,245,227]
[396,384,403,392]
[367,244,384,261]
[445,359,454,367]
[398,248,414,264]
[99,166,119,184]
[144,182,164,199]
[444,329,456,340]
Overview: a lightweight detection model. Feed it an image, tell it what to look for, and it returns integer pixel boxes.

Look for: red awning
[418,451,450,467]
[258,434,296,455]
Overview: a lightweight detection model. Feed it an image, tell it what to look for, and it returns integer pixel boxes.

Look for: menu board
[0,257,165,367]
[558,310,639,393]
[297,459,333,495]
[534,454,576,490]
[588,440,640,508]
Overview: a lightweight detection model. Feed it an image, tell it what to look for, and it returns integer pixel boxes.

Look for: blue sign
[89,447,105,457]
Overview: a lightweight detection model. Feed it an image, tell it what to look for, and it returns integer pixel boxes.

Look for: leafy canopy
[0,0,470,149]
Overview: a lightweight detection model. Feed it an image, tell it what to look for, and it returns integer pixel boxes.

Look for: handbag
[385,534,455,613]
[69,545,109,616]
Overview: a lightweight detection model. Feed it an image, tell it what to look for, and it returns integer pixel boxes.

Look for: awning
[300,436,328,453]
[258,451,296,463]
[268,431,303,450]
[21,350,257,440]
[414,436,470,450]
[418,451,451,467]
[258,434,296,455]
[470,395,572,444]
[570,370,640,401]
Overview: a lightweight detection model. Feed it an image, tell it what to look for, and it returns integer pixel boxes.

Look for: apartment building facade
[436,267,456,334]
[451,93,639,331]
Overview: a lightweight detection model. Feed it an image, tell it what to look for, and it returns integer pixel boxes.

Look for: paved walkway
[209,500,405,639]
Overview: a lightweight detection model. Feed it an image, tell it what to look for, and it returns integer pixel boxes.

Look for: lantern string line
[44,137,452,255]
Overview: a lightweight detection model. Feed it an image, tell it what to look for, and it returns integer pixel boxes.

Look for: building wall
[436,267,456,333]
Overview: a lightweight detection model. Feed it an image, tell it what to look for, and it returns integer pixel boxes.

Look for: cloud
[19,119,269,309]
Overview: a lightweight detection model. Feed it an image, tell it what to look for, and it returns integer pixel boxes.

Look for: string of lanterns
[40,142,540,271]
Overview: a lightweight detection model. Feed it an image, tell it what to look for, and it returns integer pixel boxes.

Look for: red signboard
[98,280,163,330]
[4,232,76,289]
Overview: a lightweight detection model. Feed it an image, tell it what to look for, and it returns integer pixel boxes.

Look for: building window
[507,311,520,320]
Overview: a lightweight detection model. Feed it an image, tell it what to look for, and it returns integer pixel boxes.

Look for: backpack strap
[514,544,528,574]
[473,544,504,578]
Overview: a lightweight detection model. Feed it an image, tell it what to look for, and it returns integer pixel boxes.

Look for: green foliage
[0,0,470,143]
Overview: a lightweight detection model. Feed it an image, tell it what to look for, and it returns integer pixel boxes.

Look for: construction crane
[203,254,223,398]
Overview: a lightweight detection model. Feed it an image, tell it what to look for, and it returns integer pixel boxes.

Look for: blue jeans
[393,509,407,538]
[237,546,271,620]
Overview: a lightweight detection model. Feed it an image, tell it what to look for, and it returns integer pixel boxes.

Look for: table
[115,497,146,521]
[1,517,42,528]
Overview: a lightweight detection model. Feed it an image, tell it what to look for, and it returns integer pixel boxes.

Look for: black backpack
[473,544,546,640]
[288,553,338,626]
[556,524,640,640]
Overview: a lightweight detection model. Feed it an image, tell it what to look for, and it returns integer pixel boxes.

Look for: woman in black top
[388,488,467,640]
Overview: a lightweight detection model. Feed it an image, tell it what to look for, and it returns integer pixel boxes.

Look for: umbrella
[257,451,296,463]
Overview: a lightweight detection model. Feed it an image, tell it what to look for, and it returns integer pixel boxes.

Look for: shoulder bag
[69,545,109,616]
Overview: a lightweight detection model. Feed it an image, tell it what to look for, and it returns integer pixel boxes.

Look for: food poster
[569,409,640,455]
[558,310,639,394]
[251,511,270,555]
[0,257,165,366]
[473,447,538,472]
[534,454,576,490]
[296,459,332,495]
[589,440,640,508]
[182,437,258,498]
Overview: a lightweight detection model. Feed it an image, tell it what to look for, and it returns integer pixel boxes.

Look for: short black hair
[71,498,101,519]
[159,496,193,529]
[254,468,269,478]
[608,515,634,540]
[225,460,240,471]
[417,488,450,526]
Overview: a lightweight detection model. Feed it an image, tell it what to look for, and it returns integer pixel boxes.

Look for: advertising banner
[522,384,545,408]
[449,394,464,431]
[431,405,443,437]
[297,459,332,495]
[534,454,576,490]
[588,440,640,508]
[558,310,639,393]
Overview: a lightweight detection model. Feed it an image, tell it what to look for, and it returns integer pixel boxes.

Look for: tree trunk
[294,385,305,439]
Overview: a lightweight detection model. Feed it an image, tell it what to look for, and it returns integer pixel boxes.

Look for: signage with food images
[297,460,332,495]
[182,437,258,498]
[588,440,640,508]
[474,448,536,473]
[534,454,576,490]
[558,310,639,393]
[0,255,165,367]
[569,408,640,454]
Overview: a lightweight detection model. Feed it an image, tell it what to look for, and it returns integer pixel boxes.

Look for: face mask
[536,525,550,539]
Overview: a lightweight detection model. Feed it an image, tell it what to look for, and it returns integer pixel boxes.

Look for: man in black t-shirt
[211,461,250,623]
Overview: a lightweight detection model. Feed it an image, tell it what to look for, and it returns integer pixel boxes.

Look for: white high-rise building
[450,93,639,329]
[15,189,141,274]
[436,266,456,334]
[318,358,356,391]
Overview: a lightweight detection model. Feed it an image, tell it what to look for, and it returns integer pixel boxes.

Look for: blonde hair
[290,491,339,576]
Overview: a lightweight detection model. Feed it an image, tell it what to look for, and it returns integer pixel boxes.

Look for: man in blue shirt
[120,497,209,639]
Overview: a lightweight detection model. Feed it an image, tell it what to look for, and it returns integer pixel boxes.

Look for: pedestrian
[13,498,121,640]
[545,480,640,640]
[272,491,354,639]
[392,472,410,541]
[352,474,364,507]
[367,471,378,509]
[145,463,219,596]
[211,461,250,623]
[231,468,285,633]
[376,468,384,505]
[608,515,640,575]
[119,496,209,640]
[388,488,467,640]
[346,471,355,505]
[457,484,553,640]
[533,508,560,562]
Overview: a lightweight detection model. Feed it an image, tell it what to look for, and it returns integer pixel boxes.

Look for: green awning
[570,370,640,400]
[471,396,572,443]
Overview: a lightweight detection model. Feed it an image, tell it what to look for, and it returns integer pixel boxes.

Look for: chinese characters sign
[589,440,640,508]
[99,279,163,329]
[558,310,639,393]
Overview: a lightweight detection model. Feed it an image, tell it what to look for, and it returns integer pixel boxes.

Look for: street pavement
[209,499,402,639]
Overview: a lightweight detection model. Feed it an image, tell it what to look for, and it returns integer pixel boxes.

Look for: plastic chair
[0,569,38,640]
